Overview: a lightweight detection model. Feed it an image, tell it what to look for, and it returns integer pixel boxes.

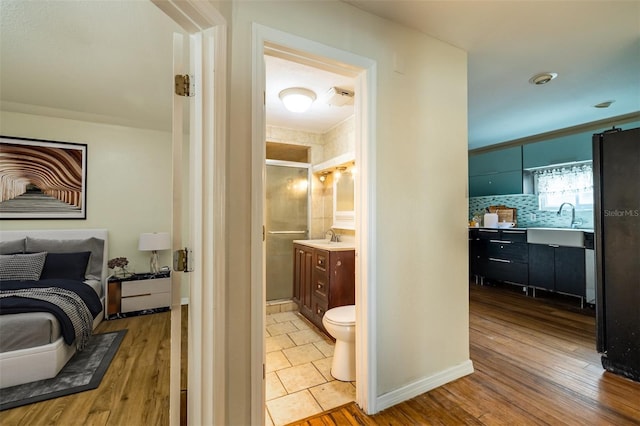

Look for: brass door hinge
[175,74,194,97]
[173,248,193,272]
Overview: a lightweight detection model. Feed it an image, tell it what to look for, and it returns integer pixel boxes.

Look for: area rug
[0,329,127,411]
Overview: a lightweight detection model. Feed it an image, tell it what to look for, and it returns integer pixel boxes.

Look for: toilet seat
[323,305,355,326]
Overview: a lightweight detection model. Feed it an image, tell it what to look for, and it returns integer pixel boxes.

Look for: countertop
[470,227,594,233]
[293,239,356,251]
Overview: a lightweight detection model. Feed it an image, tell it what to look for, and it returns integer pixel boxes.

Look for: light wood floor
[290,283,640,425]
[3,285,639,425]
[0,311,173,426]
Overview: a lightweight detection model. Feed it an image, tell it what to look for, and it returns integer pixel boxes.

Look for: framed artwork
[0,136,88,219]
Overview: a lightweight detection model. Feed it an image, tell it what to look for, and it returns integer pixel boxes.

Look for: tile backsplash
[469,194,593,229]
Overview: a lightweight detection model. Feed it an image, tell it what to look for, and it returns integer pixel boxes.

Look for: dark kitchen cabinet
[528,244,555,291]
[528,244,586,297]
[555,246,586,296]
[476,229,528,286]
[293,243,355,334]
[469,229,485,277]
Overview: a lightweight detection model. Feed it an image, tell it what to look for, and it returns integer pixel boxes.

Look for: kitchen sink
[526,228,586,247]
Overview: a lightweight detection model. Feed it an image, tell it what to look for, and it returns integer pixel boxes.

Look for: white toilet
[322,305,356,382]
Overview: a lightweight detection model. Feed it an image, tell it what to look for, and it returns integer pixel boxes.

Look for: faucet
[557,202,581,228]
[326,228,340,242]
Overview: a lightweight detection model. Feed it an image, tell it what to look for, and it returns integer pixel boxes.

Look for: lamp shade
[138,232,171,251]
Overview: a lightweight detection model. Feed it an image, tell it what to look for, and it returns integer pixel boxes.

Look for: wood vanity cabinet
[292,243,355,333]
[293,244,314,321]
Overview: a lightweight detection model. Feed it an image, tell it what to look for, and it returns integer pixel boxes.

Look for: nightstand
[107,271,171,319]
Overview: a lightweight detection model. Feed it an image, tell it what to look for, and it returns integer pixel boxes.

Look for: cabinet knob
[317,284,322,289]
[336,260,342,266]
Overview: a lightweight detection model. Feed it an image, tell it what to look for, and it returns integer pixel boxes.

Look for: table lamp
[138,232,171,274]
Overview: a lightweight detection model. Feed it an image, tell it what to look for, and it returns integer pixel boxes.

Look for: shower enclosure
[266,161,310,301]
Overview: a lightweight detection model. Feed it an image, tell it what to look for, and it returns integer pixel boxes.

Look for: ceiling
[1,1,639,149]
[265,55,355,134]
[0,0,183,132]
[345,0,640,149]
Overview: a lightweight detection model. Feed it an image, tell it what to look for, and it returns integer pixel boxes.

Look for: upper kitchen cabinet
[522,131,592,169]
[469,146,523,197]
[469,146,521,176]
[469,170,523,196]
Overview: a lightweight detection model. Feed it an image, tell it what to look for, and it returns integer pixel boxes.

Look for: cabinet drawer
[122,292,171,313]
[478,229,500,240]
[314,250,328,271]
[312,296,328,320]
[499,229,527,242]
[313,278,328,301]
[484,258,528,284]
[486,241,528,263]
[122,277,170,297]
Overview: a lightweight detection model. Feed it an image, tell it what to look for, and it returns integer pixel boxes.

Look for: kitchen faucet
[557,202,582,228]
[326,228,340,242]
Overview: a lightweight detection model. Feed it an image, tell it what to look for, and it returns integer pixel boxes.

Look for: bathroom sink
[526,228,586,247]
[293,239,356,251]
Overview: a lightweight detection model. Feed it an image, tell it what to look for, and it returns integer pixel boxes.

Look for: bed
[0,229,108,389]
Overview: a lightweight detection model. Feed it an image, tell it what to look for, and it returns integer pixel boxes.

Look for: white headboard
[0,229,109,285]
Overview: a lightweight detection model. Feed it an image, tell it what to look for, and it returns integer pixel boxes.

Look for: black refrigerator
[593,126,640,382]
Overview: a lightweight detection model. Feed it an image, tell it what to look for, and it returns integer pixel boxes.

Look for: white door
[170,32,189,426]
[169,27,226,426]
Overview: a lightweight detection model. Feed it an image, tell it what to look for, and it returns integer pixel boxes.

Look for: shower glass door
[266,161,310,301]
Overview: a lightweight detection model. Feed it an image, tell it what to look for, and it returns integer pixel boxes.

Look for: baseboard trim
[375,359,474,412]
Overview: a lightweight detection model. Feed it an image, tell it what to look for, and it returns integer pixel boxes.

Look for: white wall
[0,110,173,274]
[223,1,469,423]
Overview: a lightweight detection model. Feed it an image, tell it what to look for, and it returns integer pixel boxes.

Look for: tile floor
[265,307,356,426]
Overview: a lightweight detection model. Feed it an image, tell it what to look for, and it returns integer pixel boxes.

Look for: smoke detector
[326,87,355,107]
[529,72,558,85]
[594,100,615,108]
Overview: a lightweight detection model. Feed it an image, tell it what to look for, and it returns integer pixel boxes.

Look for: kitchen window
[534,162,594,211]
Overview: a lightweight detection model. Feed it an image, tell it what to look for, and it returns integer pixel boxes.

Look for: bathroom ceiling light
[529,72,558,85]
[279,87,317,113]
[594,100,615,108]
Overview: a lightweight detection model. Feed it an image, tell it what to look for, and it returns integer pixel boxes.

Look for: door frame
[251,24,378,424]
[152,1,227,425]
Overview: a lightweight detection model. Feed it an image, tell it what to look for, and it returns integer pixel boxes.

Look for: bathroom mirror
[333,170,355,229]
[312,152,356,230]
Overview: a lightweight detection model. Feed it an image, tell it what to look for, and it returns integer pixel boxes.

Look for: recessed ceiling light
[529,72,558,85]
[594,100,615,108]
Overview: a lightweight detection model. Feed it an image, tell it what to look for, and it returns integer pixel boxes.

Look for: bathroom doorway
[252,24,377,425]
[266,161,310,302]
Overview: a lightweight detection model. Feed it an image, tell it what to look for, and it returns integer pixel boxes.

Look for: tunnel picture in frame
[0,136,87,219]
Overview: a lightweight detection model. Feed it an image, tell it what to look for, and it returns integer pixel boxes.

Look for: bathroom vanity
[292,240,355,334]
